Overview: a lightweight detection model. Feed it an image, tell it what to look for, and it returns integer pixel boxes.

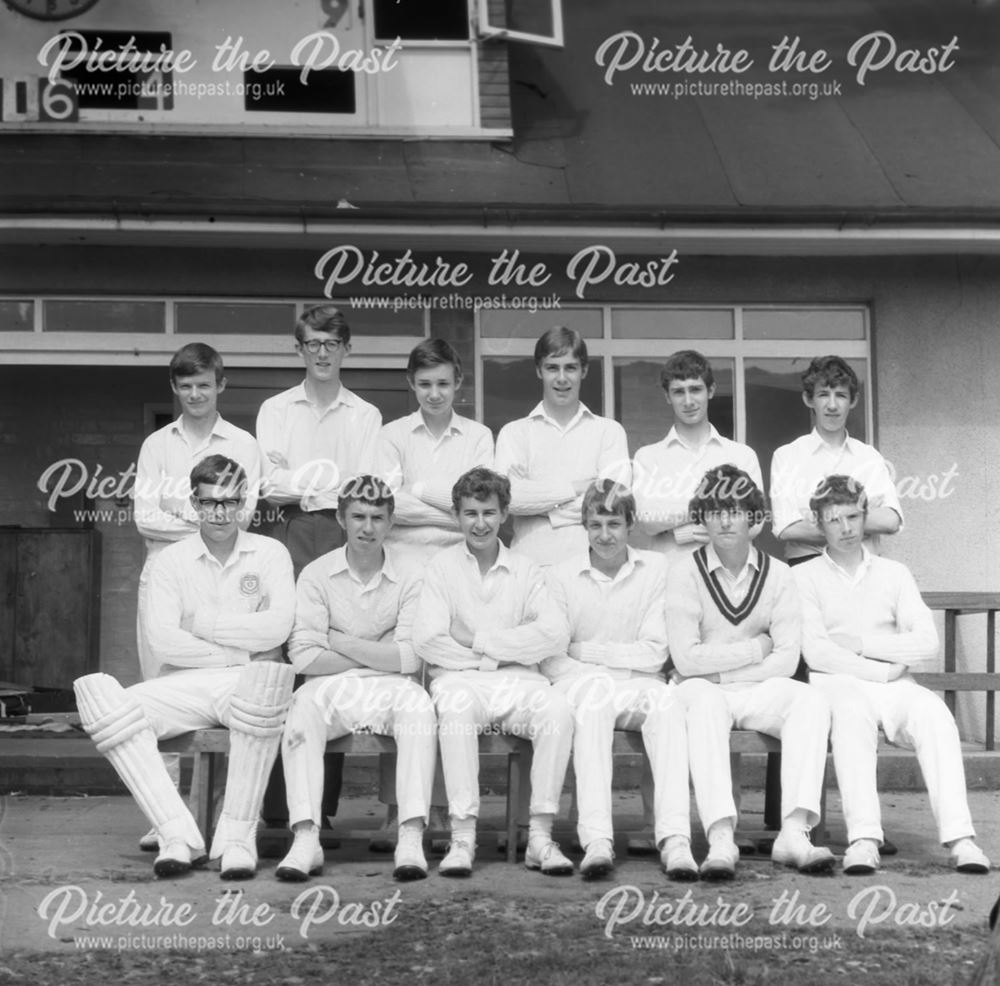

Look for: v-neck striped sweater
[666,546,801,686]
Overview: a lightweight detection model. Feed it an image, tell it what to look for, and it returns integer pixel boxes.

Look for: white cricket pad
[210,662,295,859]
[73,673,204,852]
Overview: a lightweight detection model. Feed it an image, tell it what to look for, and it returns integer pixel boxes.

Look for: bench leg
[185,748,215,839]
[207,751,222,841]
[730,752,743,823]
[506,751,521,864]
[565,763,578,825]
[764,752,782,830]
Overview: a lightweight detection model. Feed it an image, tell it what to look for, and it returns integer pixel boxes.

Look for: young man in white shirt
[373,339,494,848]
[256,305,382,829]
[770,356,902,566]
[795,474,990,875]
[133,343,262,851]
[135,344,262,677]
[668,465,835,879]
[544,480,696,881]
[633,350,762,566]
[378,339,494,565]
[256,305,382,576]
[413,467,574,877]
[630,349,763,852]
[276,475,434,883]
[74,454,296,879]
[494,327,630,567]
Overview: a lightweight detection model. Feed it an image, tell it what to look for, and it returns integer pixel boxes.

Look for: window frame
[476,0,565,49]
[0,294,429,368]
[476,302,873,442]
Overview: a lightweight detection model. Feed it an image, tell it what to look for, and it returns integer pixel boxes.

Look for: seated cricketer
[668,464,835,879]
[277,475,435,883]
[544,480,696,881]
[795,474,990,875]
[413,467,574,877]
[74,454,295,879]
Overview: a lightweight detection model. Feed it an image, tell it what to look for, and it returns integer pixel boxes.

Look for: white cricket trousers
[555,673,690,848]
[811,673,975,845]
[282,674,437,829]
[677,676,831,832]
[430,671,573,820]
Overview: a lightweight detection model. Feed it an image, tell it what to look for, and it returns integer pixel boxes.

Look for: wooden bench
[160,729,534,863]
[919,591,1000,751]
[160,727,797,862]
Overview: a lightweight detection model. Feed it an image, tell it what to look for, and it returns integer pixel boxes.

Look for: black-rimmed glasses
[301,339,344,355]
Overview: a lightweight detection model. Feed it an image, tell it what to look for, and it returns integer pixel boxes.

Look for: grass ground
[1,894,995,986]
[5,793,1000,985]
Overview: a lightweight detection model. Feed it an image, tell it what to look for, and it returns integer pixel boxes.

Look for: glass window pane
[614,358,734,457]
[504,0,557,36]
[743,309,865,340]
[305,300,425,338]
[45,300,165,333]
[374,0,469,39]
[483,357,604,437]
[0,301,33,331]
[176,303,293,336]
[480,309,602,339]
[612,308,733,340]
[244,68,356,114]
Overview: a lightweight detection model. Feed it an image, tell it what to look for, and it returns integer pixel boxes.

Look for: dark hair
[801,355,859,400]
[687,464,766,525]
[190,454,247,492]
[295,304,351,345]
[533,326,588,370]
[451,467,511,514]
[406,338,463,380]
[660,350,714,392]
[581,479,636,527]
[808,474,868,518]
[169,343,224,385]
[337,474,395,517]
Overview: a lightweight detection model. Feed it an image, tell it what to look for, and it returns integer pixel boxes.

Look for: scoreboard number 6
[1,77,79,122]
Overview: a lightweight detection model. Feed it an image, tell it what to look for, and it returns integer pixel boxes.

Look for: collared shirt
[413,541,569,677]
[494,402,631,566]
[703,543,759,606]
[666,545,800,688]
[794,548,938,682]
[288,546,422,676]
[815,545,874,589]
[256,382,381,510]
[632,425,762,567]
[770,429,903,561]
[134,415,261,556]
[377,410,494,560]
[543,547,668,682]
[145,530,295,675]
